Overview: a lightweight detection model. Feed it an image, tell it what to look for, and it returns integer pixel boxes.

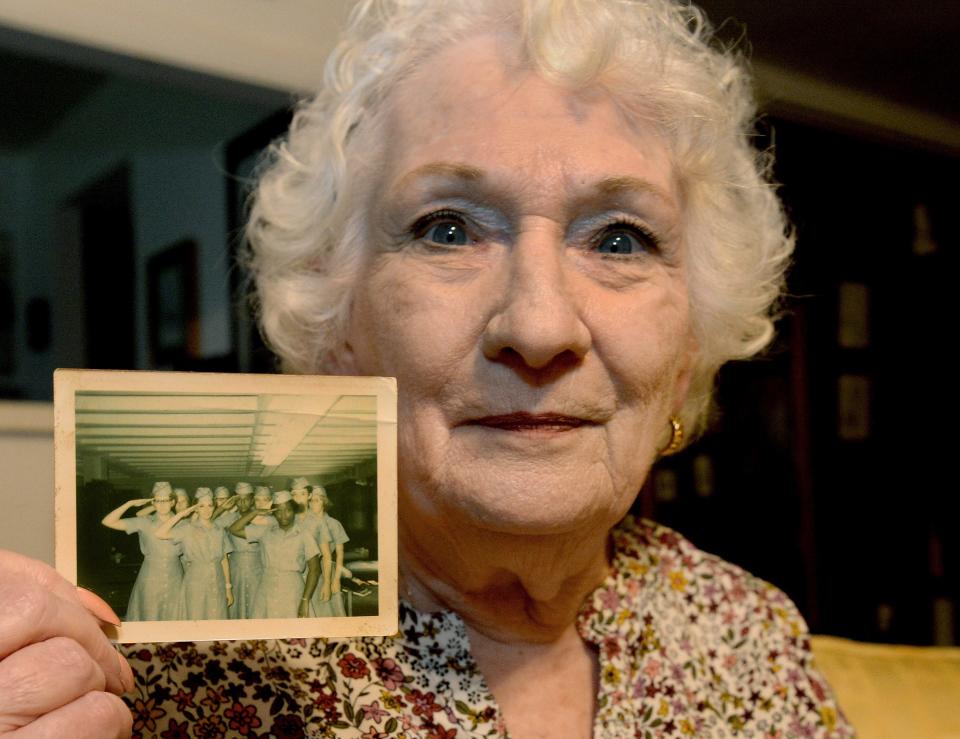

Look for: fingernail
[117,650,136,693]
[76,586,122,626]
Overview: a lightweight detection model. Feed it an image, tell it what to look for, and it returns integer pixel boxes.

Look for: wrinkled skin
[0,551,134,738]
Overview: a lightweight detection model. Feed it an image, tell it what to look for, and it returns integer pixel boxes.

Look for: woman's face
[342,37,695,536]
[196,498,214,521]
[154,497,174,515]
[274,501,296,529]
[292,488,309,506]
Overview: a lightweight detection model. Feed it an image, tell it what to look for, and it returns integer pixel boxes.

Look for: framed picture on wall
[147,239,199,369]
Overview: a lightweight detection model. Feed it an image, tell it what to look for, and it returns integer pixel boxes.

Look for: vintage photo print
[54,369,397,643]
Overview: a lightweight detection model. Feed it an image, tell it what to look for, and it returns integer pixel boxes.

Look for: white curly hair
[246,0,793,445]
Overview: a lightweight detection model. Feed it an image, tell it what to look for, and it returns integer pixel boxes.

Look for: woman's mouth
[467,412,594,432]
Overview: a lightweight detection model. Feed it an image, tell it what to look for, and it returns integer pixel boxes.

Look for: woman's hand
[215,497,239,514]
[331,578,341,594]
[225,586,234,608]
[319,584,331,602]
[103,499,155,530]
[0,550,134,738]
[156,504,197,540]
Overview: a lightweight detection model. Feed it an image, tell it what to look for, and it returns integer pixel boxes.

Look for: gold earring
[660,416,683,456]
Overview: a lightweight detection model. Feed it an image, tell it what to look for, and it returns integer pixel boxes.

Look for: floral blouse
[120,517,852,738]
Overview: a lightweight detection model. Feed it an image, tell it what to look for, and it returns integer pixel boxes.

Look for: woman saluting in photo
[156,488,234,620]
[100,481,183,621]
[213,481,263,619]
[229,490,320,618]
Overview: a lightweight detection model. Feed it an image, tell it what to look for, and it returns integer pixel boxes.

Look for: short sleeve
[220,527,234,556]
[302,530,321,561]
[215,510,239,530]
[309,517,331,546]
[169,520,190,543]
[327,517,350,546]
[118,517,148,535]
[245,523,269,543]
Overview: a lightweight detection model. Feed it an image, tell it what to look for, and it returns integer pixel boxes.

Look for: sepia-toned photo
[54,369,397,643]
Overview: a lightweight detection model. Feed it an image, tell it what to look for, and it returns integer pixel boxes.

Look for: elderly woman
[99,481,183,622]
[0,0,852,736]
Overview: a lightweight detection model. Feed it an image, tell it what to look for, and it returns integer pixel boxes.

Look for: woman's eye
[595,226,657,255]
[424,221,469,246]
[410,209,474,248]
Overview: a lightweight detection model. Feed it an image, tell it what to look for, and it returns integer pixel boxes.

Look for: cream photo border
[54,368,397,643]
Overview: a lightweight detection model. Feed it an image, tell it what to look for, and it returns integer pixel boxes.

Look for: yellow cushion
[811,635,960,739]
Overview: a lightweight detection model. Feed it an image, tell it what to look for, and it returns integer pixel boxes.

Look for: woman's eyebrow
[592,175,676,210]
[395,161,486,190]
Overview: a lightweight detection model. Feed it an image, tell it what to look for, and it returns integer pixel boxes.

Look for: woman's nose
[481,231,591,373]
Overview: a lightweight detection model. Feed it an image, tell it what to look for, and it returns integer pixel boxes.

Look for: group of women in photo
[100,477,351,621]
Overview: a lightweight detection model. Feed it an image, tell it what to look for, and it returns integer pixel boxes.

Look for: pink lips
[468,412,593,432]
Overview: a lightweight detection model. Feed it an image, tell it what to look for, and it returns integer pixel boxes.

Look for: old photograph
[54,369,397,643]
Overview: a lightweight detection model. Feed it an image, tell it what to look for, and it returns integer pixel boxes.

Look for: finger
[0,581,130,695]
[0,567,127,695]
[9,690,132,739]
[0,637,108,732]
[0,551,86,608]
[76,588,121,627]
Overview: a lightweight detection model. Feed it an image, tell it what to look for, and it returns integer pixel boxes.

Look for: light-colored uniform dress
[172,521,233,620]
[119,515,184,621]
[299,511,346,617]
[323,513,350,617]
[219,510,264,619]
[246,521,320,618]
